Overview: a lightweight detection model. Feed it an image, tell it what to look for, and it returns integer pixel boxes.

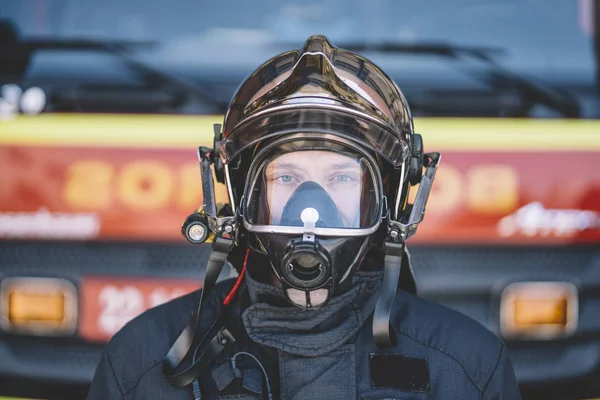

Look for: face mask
[243,144,384,309]
[259,180,372,307]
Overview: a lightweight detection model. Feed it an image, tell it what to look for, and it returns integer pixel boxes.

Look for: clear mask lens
[246,149,380,231]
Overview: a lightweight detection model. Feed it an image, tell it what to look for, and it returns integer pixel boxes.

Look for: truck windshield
[1,0,597,118]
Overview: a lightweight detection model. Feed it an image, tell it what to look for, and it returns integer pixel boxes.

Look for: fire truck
[1,1,599,399]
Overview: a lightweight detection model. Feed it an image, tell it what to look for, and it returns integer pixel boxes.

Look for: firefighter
[87,35,521,400]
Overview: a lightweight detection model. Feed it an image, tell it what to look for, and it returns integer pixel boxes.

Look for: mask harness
[162,124,441,398]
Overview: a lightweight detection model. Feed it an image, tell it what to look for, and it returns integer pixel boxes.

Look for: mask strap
[162,235,236,388]
[372,241,405,349]
[372,152,442,348]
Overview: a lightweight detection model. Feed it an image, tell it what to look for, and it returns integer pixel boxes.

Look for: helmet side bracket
[180,124,239,245]
[388,151,441,243]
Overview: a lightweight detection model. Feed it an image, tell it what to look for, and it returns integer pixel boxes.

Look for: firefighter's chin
[286,288,329,308]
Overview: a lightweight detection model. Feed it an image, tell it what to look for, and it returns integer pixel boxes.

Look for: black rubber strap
[373,241,405,349]
[162,236,235,387]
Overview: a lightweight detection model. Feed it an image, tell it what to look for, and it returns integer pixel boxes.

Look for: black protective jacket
[87,266,522,400]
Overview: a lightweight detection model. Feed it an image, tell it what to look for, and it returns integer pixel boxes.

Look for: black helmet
[220,35,419,213]
[214,35,436,309]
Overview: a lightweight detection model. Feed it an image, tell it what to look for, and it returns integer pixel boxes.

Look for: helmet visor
[220,107,409,169]
[244,148,382,234]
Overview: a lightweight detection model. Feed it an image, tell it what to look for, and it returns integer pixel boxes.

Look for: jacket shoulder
[102,278,236,394]
[392,290,504,393]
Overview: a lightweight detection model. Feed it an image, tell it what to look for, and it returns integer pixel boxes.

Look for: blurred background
[0,0,599,399]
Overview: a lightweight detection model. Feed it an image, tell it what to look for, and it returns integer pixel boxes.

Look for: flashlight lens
[188,223,207,242]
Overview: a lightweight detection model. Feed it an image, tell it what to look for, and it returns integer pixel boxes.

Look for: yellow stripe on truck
[1,114,600,151]
[0,114,221,149]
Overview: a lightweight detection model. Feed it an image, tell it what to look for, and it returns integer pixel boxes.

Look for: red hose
[223,248,249,305]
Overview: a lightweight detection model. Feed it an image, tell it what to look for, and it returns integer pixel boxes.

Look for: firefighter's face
[264,150,364,228]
